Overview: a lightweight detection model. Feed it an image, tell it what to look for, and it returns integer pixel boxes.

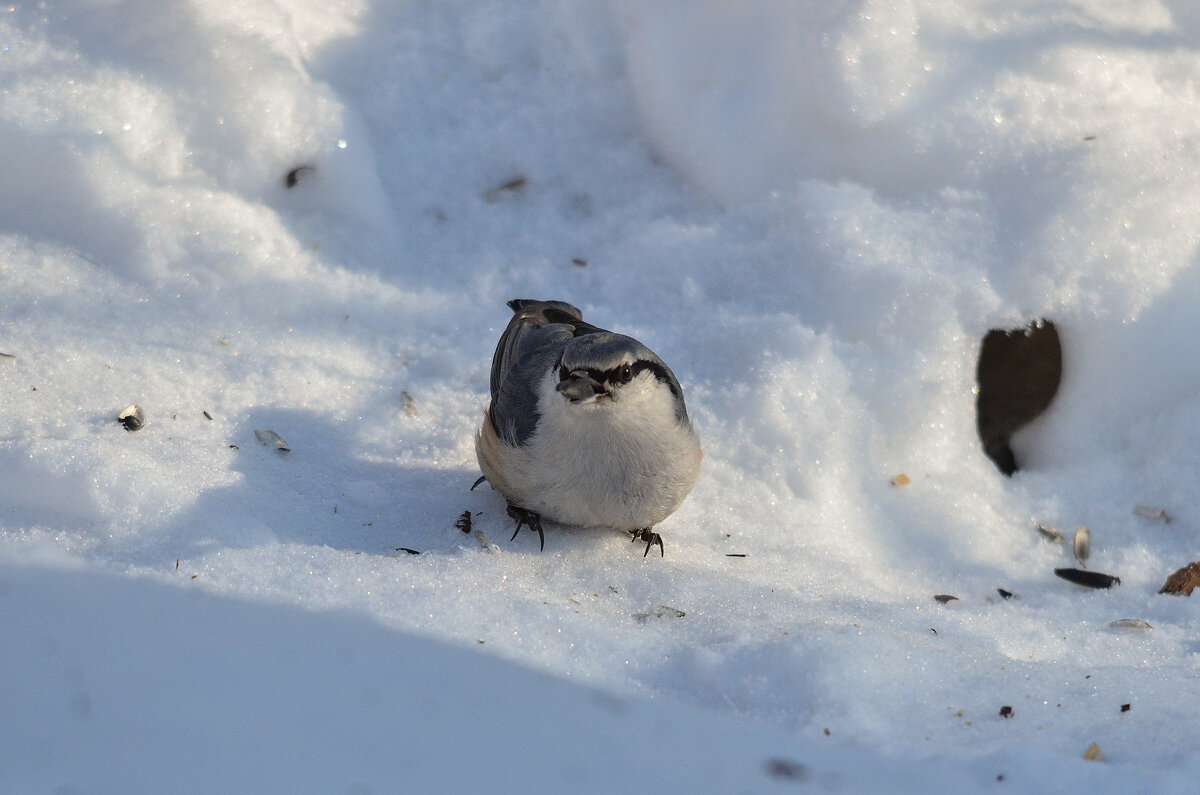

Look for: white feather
[477,367,701,531]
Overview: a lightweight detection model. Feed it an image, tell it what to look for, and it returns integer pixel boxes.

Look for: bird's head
[554,333,689,421]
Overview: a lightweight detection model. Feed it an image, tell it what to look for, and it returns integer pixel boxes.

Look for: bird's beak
[556,370,606,403]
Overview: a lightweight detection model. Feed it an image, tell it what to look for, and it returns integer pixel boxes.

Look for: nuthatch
[475,299,701,556]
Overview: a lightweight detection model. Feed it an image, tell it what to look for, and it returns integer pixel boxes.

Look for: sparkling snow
[4,1,1200,791]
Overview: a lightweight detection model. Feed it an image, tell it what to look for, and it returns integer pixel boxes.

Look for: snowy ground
[4,1,1200,791]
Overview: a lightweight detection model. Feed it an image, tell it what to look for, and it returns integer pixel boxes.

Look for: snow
[3,0,1200,790]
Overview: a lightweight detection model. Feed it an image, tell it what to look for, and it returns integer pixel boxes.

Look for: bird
[474,299,702,556]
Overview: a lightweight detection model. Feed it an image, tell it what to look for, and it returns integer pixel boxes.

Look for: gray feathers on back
[487,300,578,446]
[487,299,689,447]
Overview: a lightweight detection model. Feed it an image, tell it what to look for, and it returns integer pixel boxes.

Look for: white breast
[476,369,702,531]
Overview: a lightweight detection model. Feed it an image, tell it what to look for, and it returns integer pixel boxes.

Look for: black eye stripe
[597,361,655,384]
[559,361,676,391]
[556,358,687,418]
[568,366,627,383]
[600,364,632,383]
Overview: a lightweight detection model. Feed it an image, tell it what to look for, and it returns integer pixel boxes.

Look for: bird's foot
[506,503,545,551]
[470,474,487,491]
[630,528,664,557]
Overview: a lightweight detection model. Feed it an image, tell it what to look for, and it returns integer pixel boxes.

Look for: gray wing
[488,299,605,446]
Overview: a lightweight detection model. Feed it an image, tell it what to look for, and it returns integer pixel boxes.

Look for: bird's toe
[630,528,664,557]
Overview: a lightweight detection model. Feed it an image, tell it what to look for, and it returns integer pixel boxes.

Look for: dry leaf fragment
[1082,743,1106,762]
[890,473,911,486]
[1159,561,1200,595]
[455,510,472,534]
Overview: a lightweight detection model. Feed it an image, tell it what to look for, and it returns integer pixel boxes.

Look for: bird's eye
[559,364,570,382]
[618,363,633,384]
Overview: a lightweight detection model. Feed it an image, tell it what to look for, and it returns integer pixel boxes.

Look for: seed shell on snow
[473,529,499,553]
[1109,618,1152,631]
[1036,523,1064,544]
[117,404,145,431]
[1133,504,1171,523]
[483,175,527,202]
[632,605,686,623]
[1054,567,1120,589]
[400,390,418,415]
[253,429,290,453]
[764,758,808,781]
[933,594,958,604]
[1072,526,1091,565]
[284,164,314,188]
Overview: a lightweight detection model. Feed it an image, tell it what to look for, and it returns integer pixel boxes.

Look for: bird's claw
[506,503,545,551]
[631,529,664,557]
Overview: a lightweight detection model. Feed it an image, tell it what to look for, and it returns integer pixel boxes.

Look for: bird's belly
[481,410,701,531]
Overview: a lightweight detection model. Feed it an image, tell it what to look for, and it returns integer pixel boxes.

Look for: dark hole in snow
[975,320,1062,475]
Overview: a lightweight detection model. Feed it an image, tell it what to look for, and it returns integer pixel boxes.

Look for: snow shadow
[127,407,479,568]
